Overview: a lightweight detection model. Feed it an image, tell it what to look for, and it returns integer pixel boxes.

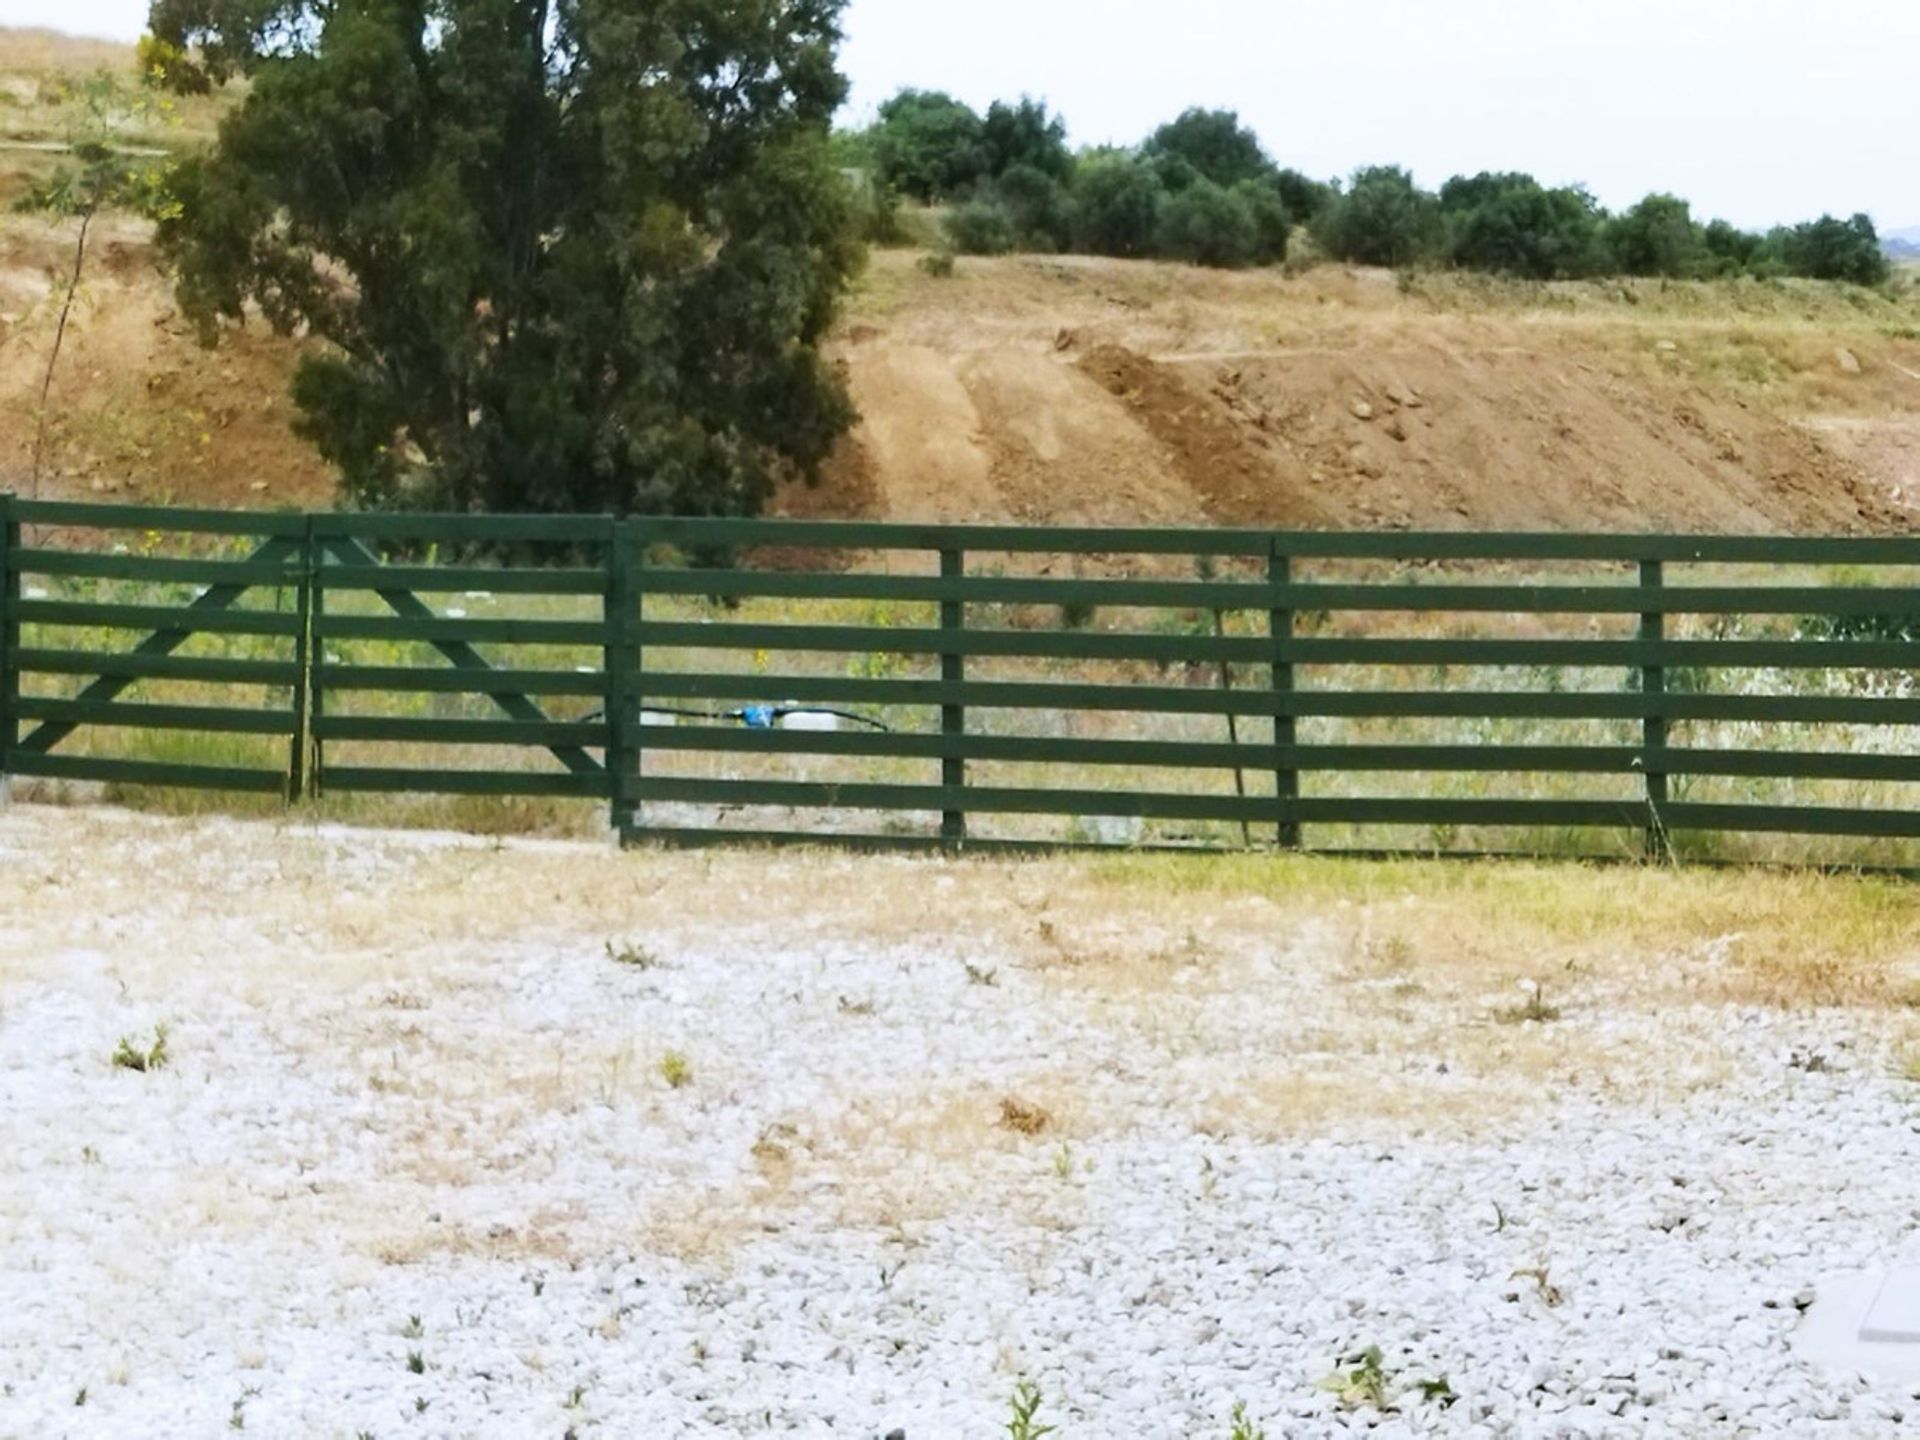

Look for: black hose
[578,704,891,732]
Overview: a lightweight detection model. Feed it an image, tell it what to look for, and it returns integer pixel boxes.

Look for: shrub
[1776,213,1891,285]
[1232,178,1292,265]
[945,200,1016,255]
[918,250,956,278]
[1449,180,1606,279]
[1702,219,1764,276]
[1314,166,1443,267]
[994,163,1076,251]
[846,174,907,247]
[1156,178,1260,268]
[1607,193,1705,277]
[1072,152,1166,257]
[1273,167,1336,225]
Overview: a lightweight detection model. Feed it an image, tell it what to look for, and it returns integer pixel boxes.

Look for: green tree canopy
[1606,193,1704,277]
[993,162,1075,251]
[1438,170,1540,214]
[1155,178,1258,268]
[1314,165,1442,267]
[1145,107,1274,189]
[869,88,987,201]
[1701,218,1765,275]
[148,0,862,519]
[1447,176,1605,280]
[981,97,1071,182]
[1271,167,1334,224]
[1775,213,1891,286]
[1071,150,1166,258]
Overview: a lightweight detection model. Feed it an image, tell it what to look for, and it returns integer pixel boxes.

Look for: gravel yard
[1,803,1918,1438]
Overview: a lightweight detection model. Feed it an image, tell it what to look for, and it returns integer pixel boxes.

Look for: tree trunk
[31,203,95,500]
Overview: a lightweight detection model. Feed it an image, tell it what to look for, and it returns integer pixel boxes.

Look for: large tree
[1313,165,1442,268]
[1606,193,1704,278]
[1445,174,1606,280]
[867,88,987,201]
[146,0,862,518]
[1144,108,1273,190]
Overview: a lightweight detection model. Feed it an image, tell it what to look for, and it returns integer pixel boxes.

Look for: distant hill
[1884,225,1920,260]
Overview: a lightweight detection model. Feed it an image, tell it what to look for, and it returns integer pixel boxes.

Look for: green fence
[4,495,1919,862]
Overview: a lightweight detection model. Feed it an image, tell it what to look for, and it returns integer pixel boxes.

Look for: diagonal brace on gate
[319,536,604,777]
[14,535,303,758]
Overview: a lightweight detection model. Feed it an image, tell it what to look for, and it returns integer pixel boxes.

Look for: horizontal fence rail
[4,495,1920,865]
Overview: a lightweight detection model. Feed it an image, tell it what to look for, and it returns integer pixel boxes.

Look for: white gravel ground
[1,804,1918,1438]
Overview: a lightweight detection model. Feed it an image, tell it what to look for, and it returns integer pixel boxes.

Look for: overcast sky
[15,0,1916,232]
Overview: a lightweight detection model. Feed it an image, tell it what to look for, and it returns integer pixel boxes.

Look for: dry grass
[997,1094,1053,1135]
[1087,850,1920,1011]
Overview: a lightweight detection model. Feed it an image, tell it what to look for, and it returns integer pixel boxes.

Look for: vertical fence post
[1268,539,1300,850]
[605,518,639,840]
[309,521,328,799]
[287,514,316,802]
[0,493,16,793]
[939,546,967,850]
[1639,557,1668,859]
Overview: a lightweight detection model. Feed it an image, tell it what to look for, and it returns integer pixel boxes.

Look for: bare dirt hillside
[4,27,1920,532]
[808,254,1920,534]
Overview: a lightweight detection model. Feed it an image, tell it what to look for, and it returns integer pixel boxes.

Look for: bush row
[839,93,1892,285]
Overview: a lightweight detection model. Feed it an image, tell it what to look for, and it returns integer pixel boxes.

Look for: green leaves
[152,0,863,520]
[13,69,177,224]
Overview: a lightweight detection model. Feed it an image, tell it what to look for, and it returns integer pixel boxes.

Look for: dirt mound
[1124,340,1905,533]
[1073,341,1325,527]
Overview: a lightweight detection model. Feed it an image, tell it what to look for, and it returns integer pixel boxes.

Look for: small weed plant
[1320,1345,1392,1410]
[1417,1376,1459,1407]
[659,1051,692,1089]
[1493,981,1561,1025]
[1004,1379,1055,1440]
[1512,1264,1565,1307]
[111,1025,169,1073]
[1227,1400,1265,1439]
[605,940,660,970]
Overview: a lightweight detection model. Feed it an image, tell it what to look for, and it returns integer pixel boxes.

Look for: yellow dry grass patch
[2,810,1913,1020]
[1083,852,1920,1013]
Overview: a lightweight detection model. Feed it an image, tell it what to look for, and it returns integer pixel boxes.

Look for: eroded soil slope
[812,254,1920,534]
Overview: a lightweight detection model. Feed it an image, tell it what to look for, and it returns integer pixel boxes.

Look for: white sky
[14,0,1917,231]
